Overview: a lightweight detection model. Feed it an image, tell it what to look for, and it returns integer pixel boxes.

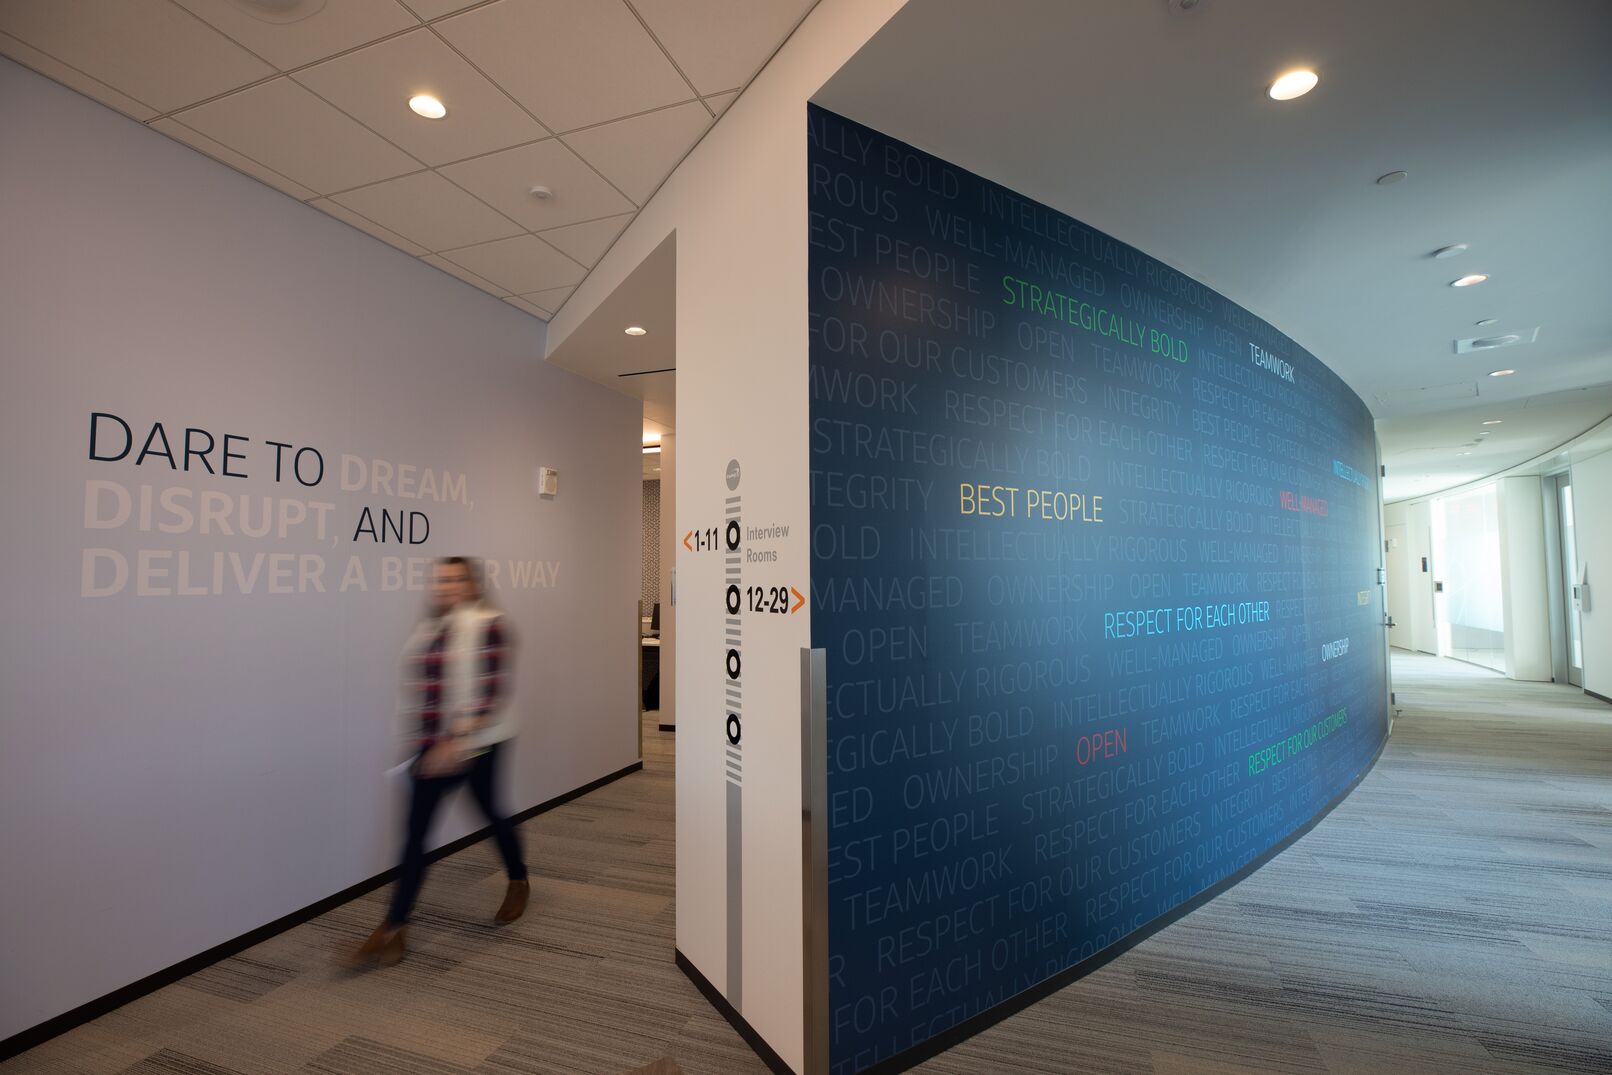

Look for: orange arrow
[791,586,805,613]
[683,530,693,551]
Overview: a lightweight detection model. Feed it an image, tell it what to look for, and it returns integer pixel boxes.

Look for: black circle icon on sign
[726,713,741,745]
[725,520,740,551]
[726,649,741,679]
[725,584,740,615]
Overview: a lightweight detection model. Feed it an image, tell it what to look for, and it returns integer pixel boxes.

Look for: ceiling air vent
[1455,326,1539,354]
[230,0,326,24]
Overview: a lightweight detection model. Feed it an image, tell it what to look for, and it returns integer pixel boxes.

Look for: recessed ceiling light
[1488,369,1516,377]
[1481,419,1502,425]
[1457,452,1471,456]
[1477,431,1491,436]
[1465,334,1522,351]
[1432,244,1469,259]
[1451,274,1489,287]
[1268,69,1319,101]
[1475,318,1498,327]
[1375,170,1408,185]
[408,94,446,119]
[529,185,553,200]
[625,326,647,336]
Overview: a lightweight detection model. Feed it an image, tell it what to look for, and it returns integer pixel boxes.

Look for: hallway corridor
[7,655,1611,1074]
[912,653,1612,1074]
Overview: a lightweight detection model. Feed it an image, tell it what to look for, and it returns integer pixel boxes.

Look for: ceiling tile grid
[149,116,321,200]
[308,198,429,255]
[420,252,511,297]
[291,28,550,165]
[0,0,274,112]
[440,233,584,295]
[331,169,523,252]
[0,0,820,316]
[0,30,160,119]
[434,0,692,133]
[172,0,418,70]
[536,215,634,269]
[563,101,713,205]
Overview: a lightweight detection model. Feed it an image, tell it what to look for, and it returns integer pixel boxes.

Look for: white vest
[399,602,515,754]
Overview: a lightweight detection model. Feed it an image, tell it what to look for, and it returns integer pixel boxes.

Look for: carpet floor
[6,652,1610,1074]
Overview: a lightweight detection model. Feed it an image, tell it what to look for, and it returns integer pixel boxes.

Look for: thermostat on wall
[536,467,558,498]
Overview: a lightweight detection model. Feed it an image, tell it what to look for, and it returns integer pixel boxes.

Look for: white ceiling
[0,0,817,319]
[1376,384,1612,501]
[12,0,1609,498]
[816,0,1612,501]
[548,231,676,431]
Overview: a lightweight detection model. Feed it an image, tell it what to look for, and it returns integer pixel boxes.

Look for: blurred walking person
[347,556,529,967]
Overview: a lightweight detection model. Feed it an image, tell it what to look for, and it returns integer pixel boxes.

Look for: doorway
[541,232,679,757]
[1430,485,1506,673]
[1385,522,1410,650]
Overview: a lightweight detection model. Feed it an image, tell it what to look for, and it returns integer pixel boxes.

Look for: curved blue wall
[808,104,1388,1072]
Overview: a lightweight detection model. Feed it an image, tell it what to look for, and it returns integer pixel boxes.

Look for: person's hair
[437,556,483,602]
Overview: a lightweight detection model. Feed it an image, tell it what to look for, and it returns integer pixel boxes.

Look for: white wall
[1572,450,1612,698]
[545,2,906,1068]
[1498,476,1553,681]
[0,59,640,1041]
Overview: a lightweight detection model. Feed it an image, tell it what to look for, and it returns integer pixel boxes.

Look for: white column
[658,433,676,728]
[1569,450,1612,698]
[1498,475,1553,681]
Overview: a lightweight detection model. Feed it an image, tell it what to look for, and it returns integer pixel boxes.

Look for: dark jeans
[387,743,527,926]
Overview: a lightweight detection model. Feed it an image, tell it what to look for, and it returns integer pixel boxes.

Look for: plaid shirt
[410,613,507,749]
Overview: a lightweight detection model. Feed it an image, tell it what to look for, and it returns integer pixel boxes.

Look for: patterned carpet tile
[10,656,1612,1075]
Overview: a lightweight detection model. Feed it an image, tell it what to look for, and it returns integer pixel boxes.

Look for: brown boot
[344,924,405,968]
[494,879,529,925]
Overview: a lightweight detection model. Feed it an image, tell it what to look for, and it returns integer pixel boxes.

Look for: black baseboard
[0,759,644,1063]
[1587,687,1611,706]
[675,949,794,1075]
[852,738,1388,1075]
[658,723,677,732]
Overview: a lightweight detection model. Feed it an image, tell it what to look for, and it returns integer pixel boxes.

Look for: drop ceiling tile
[294,29,547,167]
[175,77,422,195]
[519,285,575,313]
[505,295,551,319]
[436,0,690,132]
[0,0,273,112]
[400,0,479,19]
[333,170,520,251]
[309,198,429,256]
[440,234,583,294]
[564,101,709,205]
[172,0,418,71]
[536,214,631,268]
[631,0,808,96]
[438,138,633,229]
[150,117,319,200]
[704,91,738,116]
[422,253,510,297]
[0,31,158,119]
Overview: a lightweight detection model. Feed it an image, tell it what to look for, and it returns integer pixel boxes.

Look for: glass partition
[1431,484,1506,672]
